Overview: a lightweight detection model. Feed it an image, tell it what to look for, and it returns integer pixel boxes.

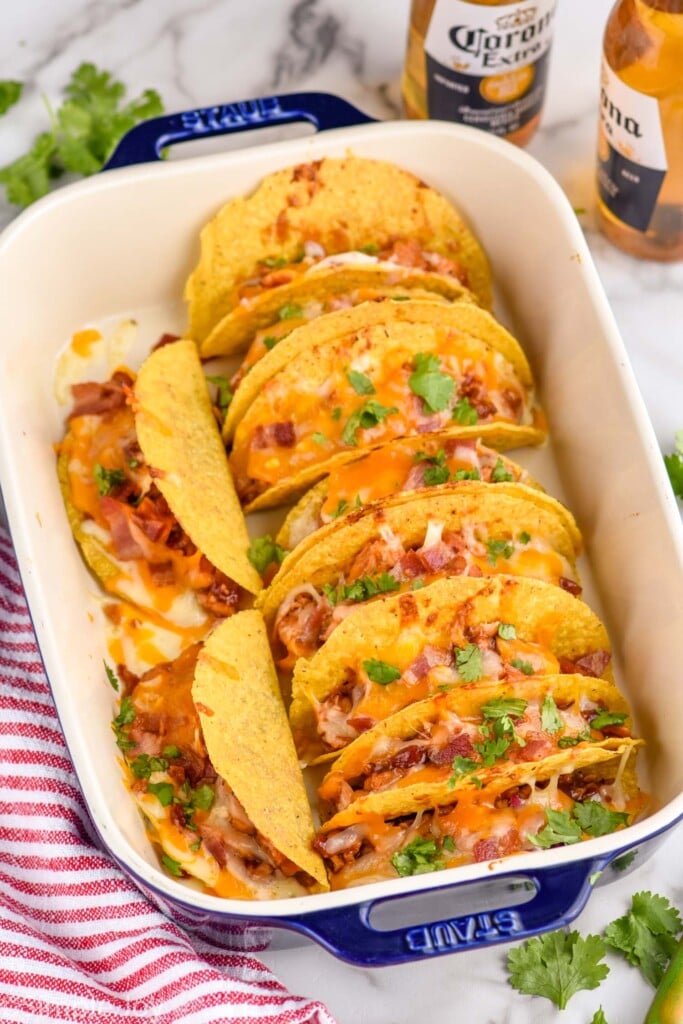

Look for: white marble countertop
[1,2,682,1022]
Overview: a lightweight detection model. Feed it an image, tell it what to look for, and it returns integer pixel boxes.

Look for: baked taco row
[186,155,492,356]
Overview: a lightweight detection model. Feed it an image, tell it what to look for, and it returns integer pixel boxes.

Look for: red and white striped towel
[0,529,337,1024]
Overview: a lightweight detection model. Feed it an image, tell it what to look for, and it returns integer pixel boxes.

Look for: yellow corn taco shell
[185,156,492,344]
[319,740,643,833]
[133,339,261,596]
[320,674,633,802]
[291,575,613,764]
[201,264,475,360]
[276,436,543,552]
[260,481,582,627]
[192,610,328,890]
[224,298,533,442]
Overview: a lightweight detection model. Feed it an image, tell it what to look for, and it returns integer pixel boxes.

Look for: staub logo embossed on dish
[404,911,523,954]
[180,97,282,134]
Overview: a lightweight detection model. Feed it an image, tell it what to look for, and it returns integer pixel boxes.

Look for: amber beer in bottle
[597,0,683,260]
[401,0,557,146]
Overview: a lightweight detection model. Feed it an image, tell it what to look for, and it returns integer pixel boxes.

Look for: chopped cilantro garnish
[205,374,232,413]
[391,836,443,877]
[331,406,342,420]
[481,696,528,724]
[541,693,564,734]
[411,578,425,590]
[162,745,180,759]
[510,657,534,675]
[558,729,591,748]
[330,499,349,519]
[423,463,450,486]
[189,838,202,853]
[160,853,184,877]
[408,352,454,413]
[311,431,327,446]
[104,661,119,691]
[590,710,628,730]
[345,368,376,395]
[111,697,135,750]
[497,622,516,640]
[573,800,629,837]
[390,295,411,301]
[278,303,303,320]
[191,783,215,811]
[147,781,175,807]
[129,754,169,779]
[485,537,515,565]
[263,335,279,351]
[341,400,398,446]
[448,756,480,788]
[94,463,125,497]
[442,835,456,852]
[518,531,531,544]
[454,643,483,682]
[128,458,140,469]
[0,80,22,117]
[452,467,481,481]
[247,534,287,574]
[262,255,287,268]
[529,808,583,848]
[490,457,514,482]
[323,572,399,606]
[359,243,379,254]
[363,658,401,685]
[452,398,478,425]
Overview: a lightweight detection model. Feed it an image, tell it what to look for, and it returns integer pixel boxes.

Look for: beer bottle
[401,0,557,146]
[597,0,683,261]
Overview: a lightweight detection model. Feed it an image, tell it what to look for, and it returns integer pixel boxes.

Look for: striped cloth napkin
[0,528,336,1024]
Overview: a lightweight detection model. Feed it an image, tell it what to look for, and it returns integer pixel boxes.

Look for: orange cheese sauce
[230,331,528,496]
[60,406,136,524]
[319,438,524,520]
[71,328,102,358]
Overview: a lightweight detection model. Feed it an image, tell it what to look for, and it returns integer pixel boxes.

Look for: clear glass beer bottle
[597,0,683,260]
[401,0,558,147]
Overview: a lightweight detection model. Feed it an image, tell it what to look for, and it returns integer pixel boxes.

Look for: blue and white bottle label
[597,59,668,232]
[424,0,557,136]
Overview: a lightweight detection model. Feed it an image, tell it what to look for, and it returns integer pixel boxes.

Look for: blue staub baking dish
[0,92,681,967]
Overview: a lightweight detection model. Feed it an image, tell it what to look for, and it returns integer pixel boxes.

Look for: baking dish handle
[103,91,376,170]
[280,858,606,967]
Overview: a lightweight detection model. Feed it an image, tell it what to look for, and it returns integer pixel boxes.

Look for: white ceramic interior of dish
[0,119,682,924]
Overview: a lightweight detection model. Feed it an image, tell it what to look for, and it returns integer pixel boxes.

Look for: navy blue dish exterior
[88,90,680,966]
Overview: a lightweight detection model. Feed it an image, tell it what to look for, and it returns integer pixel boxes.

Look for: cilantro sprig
[604,891,683,987]
[362,658,401,685]
[529,801,629,849]
[0,81,22,117]
[664,430,683,499]
[341,400,398,446]
[391,836,445,877]
[408,352,454,413]
[247,534,287,575]
[0,63,164,208]
[507,930,609,1009]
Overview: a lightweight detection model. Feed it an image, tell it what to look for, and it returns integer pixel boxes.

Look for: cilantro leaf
[262,256,287,268]
[423,463,451,486]
[191,783,215,811]
[540,693,563,734]
[345,368,375,395]
[161,853,184,877]
[604,891,683,987]
[664,431,683,499]
[104,661,119,691]
[490,456,514,482]
[448,756,480,788]
[147,781,175,807]
[362,658,401,685]
[311,431,327,446]
[263,335,279,351]
[510,658,534,675]
[341,400,398,446]
[480,697,528,723]
[498,622,517,640]
[408,352,454,413]
[0,80,22,116]
[454,643,483,682]
[0,65,164,208]
[452,397,478,425]
[111,697,136,750]
[94,462,125,496]
[528,808,582,848]
[507,930,609,1009]
[573,800,629,837]
[129,754,169,779]
[591,1010,609,1024]
[329,499,349,519]
[453,466,481,481]
[518,531,531,544]
[590,710,628,730]
[391,836,443,877]
[486,537,515,565]
[206,374,232,413]
[558,729,591,748]
[278,303,303,320]
[247,534,287,574]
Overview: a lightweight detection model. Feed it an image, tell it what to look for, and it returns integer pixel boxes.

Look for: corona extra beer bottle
[597,0,683,260]
[401,0,557,146]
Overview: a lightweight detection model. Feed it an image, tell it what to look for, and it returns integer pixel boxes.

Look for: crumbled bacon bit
[152,333,181,351]
[559,576,582,596]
